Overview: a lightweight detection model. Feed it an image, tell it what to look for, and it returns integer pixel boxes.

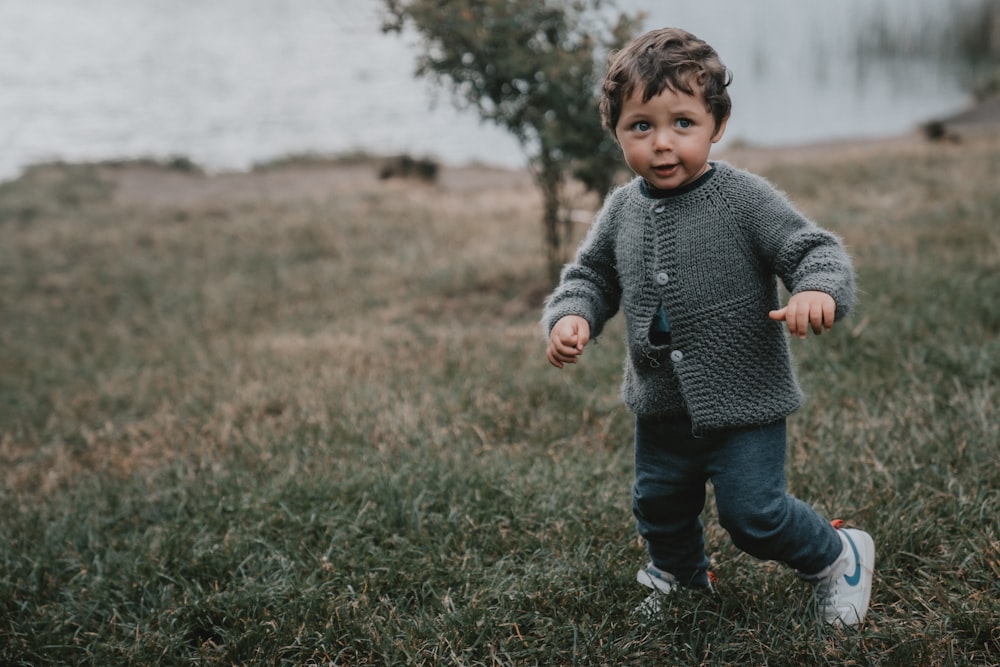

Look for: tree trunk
[536,148,566,286]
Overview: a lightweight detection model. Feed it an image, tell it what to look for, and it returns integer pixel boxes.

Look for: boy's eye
[633,121,651,132]
[675,118,693,129]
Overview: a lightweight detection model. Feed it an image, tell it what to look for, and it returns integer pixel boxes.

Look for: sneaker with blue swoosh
[815,527,875,627]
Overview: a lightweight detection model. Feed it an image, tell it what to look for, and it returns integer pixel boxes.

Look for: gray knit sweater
[542,161,855,432]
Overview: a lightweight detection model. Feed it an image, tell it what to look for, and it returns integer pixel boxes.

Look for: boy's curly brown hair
[600,27,733,136]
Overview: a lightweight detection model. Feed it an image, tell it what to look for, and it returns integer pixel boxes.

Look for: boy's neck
[642,164,716,199]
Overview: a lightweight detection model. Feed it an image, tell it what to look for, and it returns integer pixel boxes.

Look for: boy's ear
[711,115,730,143]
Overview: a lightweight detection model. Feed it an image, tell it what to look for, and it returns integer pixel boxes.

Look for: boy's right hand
[547,316,591,368]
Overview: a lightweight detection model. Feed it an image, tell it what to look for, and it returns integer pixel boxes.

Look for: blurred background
[1,0,995,181]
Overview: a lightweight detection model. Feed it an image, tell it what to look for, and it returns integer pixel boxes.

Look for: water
[0,0,979,182]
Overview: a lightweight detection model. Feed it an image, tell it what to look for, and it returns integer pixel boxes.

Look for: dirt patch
[107,158,535,210]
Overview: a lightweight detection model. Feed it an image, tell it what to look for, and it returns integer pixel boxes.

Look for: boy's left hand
[768,290,837,339]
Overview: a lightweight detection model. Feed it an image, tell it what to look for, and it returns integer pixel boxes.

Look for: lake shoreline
[5,94,998,201]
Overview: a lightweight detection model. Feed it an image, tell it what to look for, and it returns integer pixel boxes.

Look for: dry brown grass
[0,135,997,664]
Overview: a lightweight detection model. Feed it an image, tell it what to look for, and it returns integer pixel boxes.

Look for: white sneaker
[812,528,875,627]
[635,562,679,616]
[635,563,714,616]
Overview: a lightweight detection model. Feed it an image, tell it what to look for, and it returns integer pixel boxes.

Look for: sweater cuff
[541,298,600,339]
[792,278,855,321]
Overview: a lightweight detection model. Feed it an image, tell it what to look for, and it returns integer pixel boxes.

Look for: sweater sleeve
[540,185,626,339]
[734,170,856,320]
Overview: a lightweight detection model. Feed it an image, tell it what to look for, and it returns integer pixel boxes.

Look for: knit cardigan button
[655,271,669,285]
[670,350,684,363]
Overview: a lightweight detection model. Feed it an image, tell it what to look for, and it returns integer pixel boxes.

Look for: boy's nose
[653,128,673,152]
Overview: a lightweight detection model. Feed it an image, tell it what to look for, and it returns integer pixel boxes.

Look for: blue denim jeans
[633,414,842,586]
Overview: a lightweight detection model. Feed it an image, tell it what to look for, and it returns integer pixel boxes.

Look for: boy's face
[614,83,728,191]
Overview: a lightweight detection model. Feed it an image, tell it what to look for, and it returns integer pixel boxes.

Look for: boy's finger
[556,337,578,353]
[823,299,836,330]
[811,308,825,334]
[796,308,812,338]
[553,340,580,358]
[548,346,577,367]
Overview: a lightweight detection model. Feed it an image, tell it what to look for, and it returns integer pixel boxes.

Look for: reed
[857,0,1000,91]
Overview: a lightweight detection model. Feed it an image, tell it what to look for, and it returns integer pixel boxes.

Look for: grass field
[0,136,997,665]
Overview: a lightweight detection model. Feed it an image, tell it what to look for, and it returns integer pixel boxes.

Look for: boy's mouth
[652,164,679,178]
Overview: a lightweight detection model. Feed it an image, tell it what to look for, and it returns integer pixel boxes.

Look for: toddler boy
[542,27,874,626]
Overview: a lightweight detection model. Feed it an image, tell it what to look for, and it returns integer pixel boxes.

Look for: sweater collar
[640,164,717,199]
